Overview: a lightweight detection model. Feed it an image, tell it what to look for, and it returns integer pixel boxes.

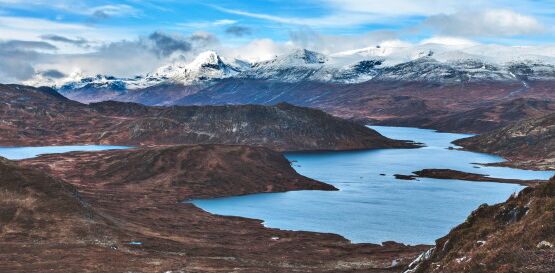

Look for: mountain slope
[0,156,116,244]
[381,98,555,133]
[38,47,555,106]
[90,101,417,151]
[21,48,555,135]
[151,51,241,84]
[0,84,415,151]
[177,79,555,132]
[16,145,428,272]
[25,145,336,200]
[454,112,555,170]
[405,177,555,273]
[53,51,242,104]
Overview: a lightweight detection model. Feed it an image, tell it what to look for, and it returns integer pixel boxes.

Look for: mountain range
[23,45,555,135]
[28,45,555,103]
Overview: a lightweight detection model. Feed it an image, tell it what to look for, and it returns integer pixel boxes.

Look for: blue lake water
[193,126,555,245]
[0,145,130,160]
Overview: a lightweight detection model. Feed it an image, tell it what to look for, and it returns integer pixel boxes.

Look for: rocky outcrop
[454,112,555,170]
[0,84,415,151]
[404,177,555,273]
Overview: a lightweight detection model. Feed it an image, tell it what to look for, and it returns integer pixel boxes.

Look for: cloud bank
[424,9,545,37]
[0,0,553,84]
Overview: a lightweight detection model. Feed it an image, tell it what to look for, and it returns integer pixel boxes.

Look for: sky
[1,0,555,83]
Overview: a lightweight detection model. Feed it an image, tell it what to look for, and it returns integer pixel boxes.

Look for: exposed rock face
[454,112,555,170]
[13,145,429,272]
[405,177,555,273]
[0,84,415,151]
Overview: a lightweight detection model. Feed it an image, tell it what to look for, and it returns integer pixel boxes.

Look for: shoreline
[395,168,546,186]
[11,145,429,272]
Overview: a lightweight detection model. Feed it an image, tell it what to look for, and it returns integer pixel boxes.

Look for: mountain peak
[281,49,328,65]
[290,49,328,64]
[151,51,239,85]
[189,51,224,69]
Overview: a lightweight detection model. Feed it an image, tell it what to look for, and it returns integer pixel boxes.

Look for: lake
[192,126,555,245]
[0,145,130,160]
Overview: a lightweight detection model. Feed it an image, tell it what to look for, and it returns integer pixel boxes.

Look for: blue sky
[1,0,554,82]
[1,0,554,45]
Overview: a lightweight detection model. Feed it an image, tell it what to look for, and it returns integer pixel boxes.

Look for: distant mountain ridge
[0,84,416,151]
[29,46,555,97]
[23,46,555,134]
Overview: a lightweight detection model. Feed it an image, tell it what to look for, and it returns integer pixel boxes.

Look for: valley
[192,126,553,245]
[2,45,555,273]
[2,144,429,272]
[2,0,555,271]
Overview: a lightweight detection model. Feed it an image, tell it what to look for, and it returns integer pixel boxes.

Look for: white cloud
[1,1,553,83]
[0,1,143,20]
[219,38,292,62]
[0,16,88,32]
[424,9,545,37]
[212,5,391,27]
[420,37,479,47]
[321,0,467,16]
[177,19,237,29]
[212,1,550,40]
[213,1,503,28]
[88,4,141,19]
[288,29,400,54]
[0,15,139,49]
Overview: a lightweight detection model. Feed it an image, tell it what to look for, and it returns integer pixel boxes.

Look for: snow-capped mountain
[150,51,242,84]
[374,57,514,83]
[239,49,329,82]
[239,47,555,84]
[238,49,384,83]
[42,51,244,94]
[28,45,555,96]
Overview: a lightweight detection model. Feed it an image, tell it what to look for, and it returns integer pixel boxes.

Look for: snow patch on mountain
[26,44,555,92]
[29,51,245,91]
[151,51,241,84]
[239,49,382,83]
